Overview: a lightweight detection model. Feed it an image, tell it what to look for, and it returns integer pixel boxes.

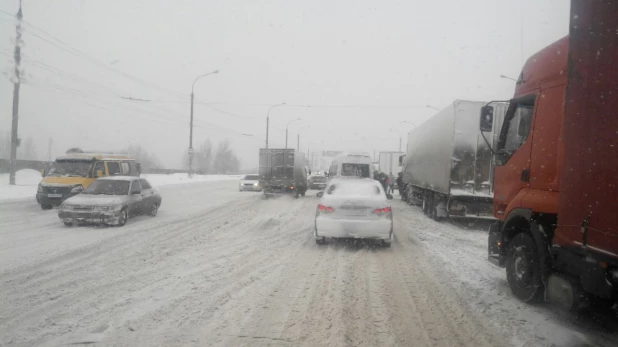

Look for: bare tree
[126,144,161,170]
[212,140,240,174]
[18,137,37,160]
[196,139,213,174]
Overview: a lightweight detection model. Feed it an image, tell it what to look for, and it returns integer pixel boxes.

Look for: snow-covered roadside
[0,169,43,201]
[393,201,617,347]
[0,170,242,201]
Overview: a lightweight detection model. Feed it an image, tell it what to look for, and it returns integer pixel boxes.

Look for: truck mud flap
[488,222,504,267]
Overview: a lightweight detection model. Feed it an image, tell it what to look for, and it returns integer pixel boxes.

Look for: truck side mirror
[479,106,494,132]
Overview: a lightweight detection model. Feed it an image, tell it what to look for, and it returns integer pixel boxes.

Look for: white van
[327,154,374,180]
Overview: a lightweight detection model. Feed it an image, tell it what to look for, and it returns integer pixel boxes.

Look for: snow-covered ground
[0,169,241,201]
[0,169,44,201]
[0,182,616,346]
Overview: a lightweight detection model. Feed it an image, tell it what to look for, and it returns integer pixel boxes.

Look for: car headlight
[61,204,74,210]
[37,184,43,193]
[70,185,83,194]
[254,183,258,186]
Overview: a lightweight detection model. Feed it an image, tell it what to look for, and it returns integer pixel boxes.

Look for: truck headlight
[37,184,43,193]
[70,185,83,194]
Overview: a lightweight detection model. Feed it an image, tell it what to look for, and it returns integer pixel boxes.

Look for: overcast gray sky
[0,0,569,169]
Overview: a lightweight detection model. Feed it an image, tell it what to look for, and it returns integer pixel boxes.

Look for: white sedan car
[239,174,261,192]
[314,178,394,247]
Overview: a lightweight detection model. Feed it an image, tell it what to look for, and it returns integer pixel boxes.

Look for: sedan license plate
[48,193,62,198]
[345,209,367,216]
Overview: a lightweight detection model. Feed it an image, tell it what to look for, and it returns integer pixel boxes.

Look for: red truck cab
[481,2,617,308]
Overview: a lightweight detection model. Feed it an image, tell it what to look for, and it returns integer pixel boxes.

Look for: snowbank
[0,169,42,201]
[0,171,242,201]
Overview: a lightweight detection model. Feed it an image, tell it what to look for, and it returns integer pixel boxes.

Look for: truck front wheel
[506,233,544,303]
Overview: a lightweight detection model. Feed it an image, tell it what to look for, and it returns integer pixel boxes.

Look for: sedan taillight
[373,206,392,216]
[317,204,335,214]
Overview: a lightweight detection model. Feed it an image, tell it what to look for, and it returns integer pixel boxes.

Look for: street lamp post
[297,126,311,151]
[189,70,219,176]
[285,118,301,148]
[265,103,286,149]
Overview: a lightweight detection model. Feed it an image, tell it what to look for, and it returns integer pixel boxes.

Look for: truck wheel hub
[514,254,529,281]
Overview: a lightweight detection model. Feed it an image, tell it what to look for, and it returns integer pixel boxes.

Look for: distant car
[308,175,328,190]
[314,179,393,247]
[58,176,161,227]
[239,174,261,192]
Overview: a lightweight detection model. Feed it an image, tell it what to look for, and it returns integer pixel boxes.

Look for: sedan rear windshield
[244,175,259,180]
[327,183,381,196]
[83,180,130,195]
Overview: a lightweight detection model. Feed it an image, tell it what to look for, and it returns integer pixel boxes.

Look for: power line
[0,8,187,99]
[145,100,429,109]
[25,80,263,140]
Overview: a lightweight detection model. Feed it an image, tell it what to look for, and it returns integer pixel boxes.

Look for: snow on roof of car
[96,176,141,181]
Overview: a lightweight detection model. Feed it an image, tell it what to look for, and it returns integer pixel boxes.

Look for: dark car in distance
[308,175,328,190]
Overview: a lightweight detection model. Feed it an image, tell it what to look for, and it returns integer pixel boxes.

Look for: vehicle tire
[63,220,73,227]
[117,208,128,227]
[294,190,300,199]
[149,204,159,217]
[505,232,544,303]
[41,204,53,210]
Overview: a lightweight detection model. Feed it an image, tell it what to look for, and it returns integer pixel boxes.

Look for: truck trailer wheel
[506,233,544,303]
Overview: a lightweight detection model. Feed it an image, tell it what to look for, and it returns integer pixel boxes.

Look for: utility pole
[188,70,218,177]
[9,2,23,186]
[285,118,301,149]
[265,103,286,149]
[188,91,194,176]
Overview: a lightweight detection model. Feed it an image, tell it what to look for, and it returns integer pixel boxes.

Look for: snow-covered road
[1,181,616,346]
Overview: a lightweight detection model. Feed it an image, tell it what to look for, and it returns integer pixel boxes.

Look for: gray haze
[0,0,569,169]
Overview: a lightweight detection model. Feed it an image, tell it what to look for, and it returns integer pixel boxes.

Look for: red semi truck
[482,1,617,309]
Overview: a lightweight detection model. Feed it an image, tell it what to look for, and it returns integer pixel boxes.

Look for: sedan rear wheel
[117,208,128,227]
[63,220,73,227]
